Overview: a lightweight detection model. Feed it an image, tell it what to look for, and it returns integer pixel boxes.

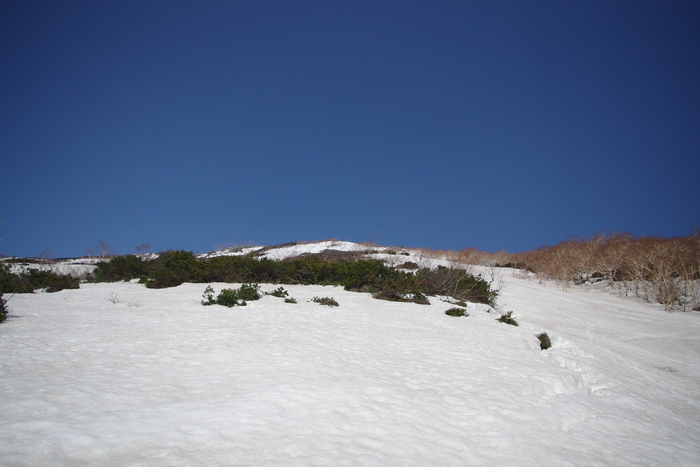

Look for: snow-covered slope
[1,245,699,465]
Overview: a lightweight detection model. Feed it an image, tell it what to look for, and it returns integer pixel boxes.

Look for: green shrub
[93,255,149,282]
[372,287,407,302]
[0,266,79,294]
[445,307,469,317]
[410,292,430,305]
[202,285,216,305]
[0,264,14,294]
[537,333,551,350]
[284,297,297,304]
[0,294,7,323]
[144,251,202,288]
[312,296,339,307]
[267,286,289,298]
[202,283,262,307]
[204,256,278,284]
[90,251,496,307]
[497,311,518,326]
[216,288,244,307]
[373,288,430,305]
[236,283,262,301]
[34,270,80,292]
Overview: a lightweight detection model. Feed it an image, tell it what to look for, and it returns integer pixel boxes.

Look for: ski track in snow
[1,264,699,465]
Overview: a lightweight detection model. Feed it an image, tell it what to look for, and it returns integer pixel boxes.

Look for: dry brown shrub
[514,232,699,310]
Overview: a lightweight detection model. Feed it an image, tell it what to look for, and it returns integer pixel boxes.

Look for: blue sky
[1,1,698,258]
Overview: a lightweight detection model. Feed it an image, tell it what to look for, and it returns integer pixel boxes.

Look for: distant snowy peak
[199,246,265,259]
[199,240,389,261]
[256,240,380,261]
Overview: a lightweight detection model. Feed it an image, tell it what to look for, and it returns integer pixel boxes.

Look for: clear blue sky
[2,1,698,258]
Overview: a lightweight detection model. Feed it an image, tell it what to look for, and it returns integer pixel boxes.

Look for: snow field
[1,273,699,465]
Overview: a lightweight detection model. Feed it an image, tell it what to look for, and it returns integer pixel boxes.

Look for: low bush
[497,311,519,326]
[284,297,297,304]
[202,283,262,307]
[0,265,79,293]
[372,287,429,304]
[201,285,216,305]
[236,283,262,301]
[144,251,203,289]
[372,288,406,302]
[93,255,149,282]
[0,294,7,323]
[445,307,468,317]
[410,292,431,305]
[88,251,496,306]
[537,333,551,350]
[312,296,339,307]
[216,288,244,307]
[267,286,289,298]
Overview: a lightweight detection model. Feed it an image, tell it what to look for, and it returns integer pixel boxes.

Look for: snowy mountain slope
[1,255,699,465]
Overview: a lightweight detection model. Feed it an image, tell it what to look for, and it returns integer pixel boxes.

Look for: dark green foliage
[372,287,406,302]
[445,307,469,317]
[373,288,430,305]
[201,285,216,305]
[0,264,13,295]
[38,270,79,292]
[312,296,339,307]
[0,264,79,293]
[236,283,262,301]
[410,292,431,305]
[537,333,552,350]
[144,251,202,288]
[497,311,519,326]
[267,286,289,298]
[216,288,244,307]
[88,251,495,306]
[341,260,401,291]
[93,255,149,282]
[202,283,262,307]
[284,297,297,304]
[204,256,279,284]
[0,294,7,323]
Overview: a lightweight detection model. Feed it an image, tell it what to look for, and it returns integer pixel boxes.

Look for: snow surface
[257,240,376,261]
[1,259,699,465]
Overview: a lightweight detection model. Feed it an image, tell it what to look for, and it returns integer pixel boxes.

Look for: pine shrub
[93,255,149,282]
[145,251,202,288]
[0,266,79,293]
[267,286,289,298]
[0,294,7,323]
[312,296,339,307]
[497,311,519,326]
[537,333,552,350]
[202,283,262,307]
[216,288,244,307]
[90,251,496,307]
[445,307,468,317]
